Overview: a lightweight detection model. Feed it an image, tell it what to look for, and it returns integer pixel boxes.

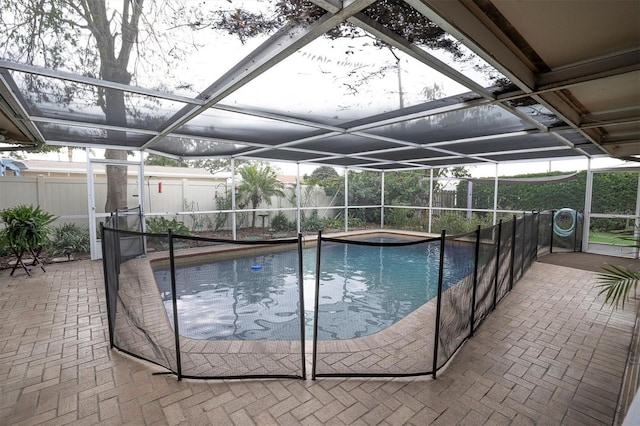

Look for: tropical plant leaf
[0,205,56,251]
[595,264,640,309]
[48,223,90,256]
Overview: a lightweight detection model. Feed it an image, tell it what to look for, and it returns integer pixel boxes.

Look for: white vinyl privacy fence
[0,175,334,231]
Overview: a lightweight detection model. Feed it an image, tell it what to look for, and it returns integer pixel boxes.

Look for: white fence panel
[0,176,336,231]
[0,177,40,209]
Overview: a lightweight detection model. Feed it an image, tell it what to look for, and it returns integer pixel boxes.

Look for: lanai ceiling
[0,0,638,171]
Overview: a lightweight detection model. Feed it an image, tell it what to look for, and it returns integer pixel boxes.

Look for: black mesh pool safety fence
[473,225,499,330]
[108,206,145,261]
[311,232,442,378]
[513,216,526,283]
[436,231,476,370]
[101,210,579,380]
[551,209,583,253]
[102,226,178,374]
[311,211,570,379]
[537,212,552,257]
[170,234,305,379]
[101,225,306,380]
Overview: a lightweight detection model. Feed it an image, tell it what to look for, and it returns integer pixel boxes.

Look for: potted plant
[0,204,56,275]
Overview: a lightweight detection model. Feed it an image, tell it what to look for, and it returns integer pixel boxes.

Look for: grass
[589,231,637,246]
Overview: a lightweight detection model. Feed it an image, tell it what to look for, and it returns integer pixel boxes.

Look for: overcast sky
[26,148,628,180]
[12,2,631,179]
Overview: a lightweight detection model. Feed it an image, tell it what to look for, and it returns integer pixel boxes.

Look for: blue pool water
[153,237,475,340]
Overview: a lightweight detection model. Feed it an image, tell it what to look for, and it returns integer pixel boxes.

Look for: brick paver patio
[0,256,637,425]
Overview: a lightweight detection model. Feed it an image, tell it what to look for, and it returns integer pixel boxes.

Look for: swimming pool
[153,236,475,340]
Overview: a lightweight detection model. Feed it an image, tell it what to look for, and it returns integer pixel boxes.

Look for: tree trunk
[102,82,129,213]
[83,0,142,213]
[102,81,130,212]
[101,58,131,213]
[104,149,128,212]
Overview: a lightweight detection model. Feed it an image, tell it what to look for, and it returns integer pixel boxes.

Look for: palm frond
[595,264,640,309]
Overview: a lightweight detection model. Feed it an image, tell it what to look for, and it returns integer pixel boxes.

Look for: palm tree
[237,163,285,229]
[597,264,639,309]
[596,232,640,309]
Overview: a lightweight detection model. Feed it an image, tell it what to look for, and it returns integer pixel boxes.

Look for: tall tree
[144,154,189,168]
[237,162,285,229]
[1,0,473,214]
[144,154,247,177]
[210,1,463,57]
[94,0,143,211]
[0,0,149,211]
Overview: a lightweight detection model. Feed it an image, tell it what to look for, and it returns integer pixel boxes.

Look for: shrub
[0,231,10,256]
[590,217,630,233]
[145,216,190,235]
[214,192,232,231]
[432,212,492,235]
[48,223,90,256]
[323,217,343,229]
[301,214,325,232]
[384,208,412,228]
[321,215,367,230]
[183,200,213,232]
[270,212,290,232]
[0,205,56,252]
[347,216,365,228]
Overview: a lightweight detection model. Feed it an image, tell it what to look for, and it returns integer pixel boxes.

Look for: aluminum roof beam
[407,0,537,90]
[536,49,640,91]
[0,60,204,106]
[0,70,45,146]
[410,0,606,151]
[350,13,494,99]
[1,0,633,169]
[141,0,377,151]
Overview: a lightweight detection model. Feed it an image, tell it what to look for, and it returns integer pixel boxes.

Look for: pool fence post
[100,224,115,349]
[580,210,585,252]
[344,169,349,233]
[168,229,183,380]
[549,210,555,253]
[470,225,481,337]
[312,230,323,380]
[138,206,147,256]
[380,171,385,229]
[521,213,526,275]
[510,215,516,291]
[529,211,538,266]
[522,212,529,275]
[493,220,502,310]
[572,210,579,252]
[297,233,306,379]
[524,212,529,268]
[531,210,540,262]
[432,230,446,379]
[579,210,584,252]
[113,214,122,276]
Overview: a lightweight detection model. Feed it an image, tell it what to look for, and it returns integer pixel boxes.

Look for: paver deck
[0,255,638,425]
